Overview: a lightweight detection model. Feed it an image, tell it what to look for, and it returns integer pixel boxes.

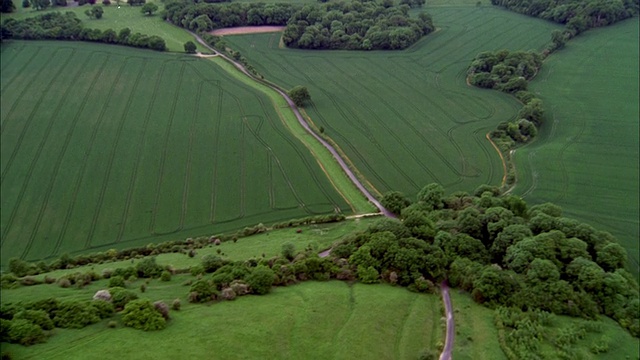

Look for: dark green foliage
[288,86,311,107]
[246,265,275,295]
[109,287,139,309]
[122,299,166,331]
[357,265,379,284]
[108,275,126,288]
[184,41,197,54]
[160,270,172,282]
[140,2,157,15]
[282,242,296,261]
[201,255,226,273]
[2,12,166,51]
[13,310,53,331]
[85,5,104,19]
[8,258,36,277]
[53,301,100,329]
[189,279,217,302]
[1,0,16,12]
[283,1,434,50]
[135,257,163,278]
[90,301,115,319]
[7,319,45,346]
[381,191,411,215]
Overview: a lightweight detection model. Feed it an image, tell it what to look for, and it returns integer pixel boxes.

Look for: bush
[90,300,114,319]
[171,299,181,311]
[8,319,45,346]
[188,280,216,303]
[357,265,379,284]
[57,278,71,288]
[13,310,53,331]
[108,275,126,288]
[109,287,138,309]
[136,257,163,278]
[93,289,112,302]
[221,287,236,300]
[107,320,117,328]
[201,255,225,273]
[160,270,171,282]
[153,301,169,320]
[122,299,166,331]
[282,242,296,260]
[246,265,275,295]
[53,301,100,329]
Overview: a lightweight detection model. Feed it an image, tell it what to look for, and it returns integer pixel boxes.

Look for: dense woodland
[282,1,434,50]
[164,0,434,50]
[1,12,167,50]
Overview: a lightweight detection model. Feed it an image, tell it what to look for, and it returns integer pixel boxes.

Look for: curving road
[190,30,453,359]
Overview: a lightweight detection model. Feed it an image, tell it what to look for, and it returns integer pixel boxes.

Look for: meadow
[0,41,352,265]
[1,280,442,360]
[516,17,640,277]
[222,3,562,198]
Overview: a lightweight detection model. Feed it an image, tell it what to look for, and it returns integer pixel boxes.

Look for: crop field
[1,281,442,359]
[516,18,640,277]
[0,41,351,265]
[222,4,562,197]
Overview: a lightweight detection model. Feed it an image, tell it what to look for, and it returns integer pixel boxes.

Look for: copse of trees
[1,12,167,51]
[337,184,638,337]
[283,0,435,50]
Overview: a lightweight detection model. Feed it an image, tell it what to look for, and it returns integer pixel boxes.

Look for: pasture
[1,281,442,360]
[222,3,562,197]
[1,0,202,53]
[517,18,640,277]
[0,41,351,266]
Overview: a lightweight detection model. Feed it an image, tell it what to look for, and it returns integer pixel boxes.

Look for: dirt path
[439,281,454,360]
[210,26,286,36]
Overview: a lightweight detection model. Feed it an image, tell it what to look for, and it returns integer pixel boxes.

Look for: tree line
[491,0,638,35]
[283,0,434,50]
[1,12,167,51]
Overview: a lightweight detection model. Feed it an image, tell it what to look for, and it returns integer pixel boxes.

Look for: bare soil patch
[210,26,286,36]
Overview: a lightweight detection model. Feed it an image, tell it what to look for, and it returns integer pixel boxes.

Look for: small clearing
[210,26,286,36]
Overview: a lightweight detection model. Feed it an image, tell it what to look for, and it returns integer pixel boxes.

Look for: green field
[1,0,204,53]
[1,281,442,359]
[516,18,640,277]
[221,4,562,197]
[0,41,352,265]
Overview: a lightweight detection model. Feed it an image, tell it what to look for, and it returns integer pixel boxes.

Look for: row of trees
[283,0,434,50]
[490,0,638,35]
[1,12,167,51]
[467,50,545,149]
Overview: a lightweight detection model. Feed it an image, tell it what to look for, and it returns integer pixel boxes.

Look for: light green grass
[450,291,507,360]
[1,1,201,52]
[0,41,351,266]
[221,5,562,197]
[516,17,640,277]
[1,281,442,360]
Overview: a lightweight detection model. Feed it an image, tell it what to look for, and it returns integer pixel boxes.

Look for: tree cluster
[490,0,638,35]
[164,1,298,33]
[1,12,167,51]
[363,184,638,337]
[283,0,434,50]
[467,50,545,150]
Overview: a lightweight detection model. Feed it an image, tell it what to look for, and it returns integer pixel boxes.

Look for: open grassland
[1,281,442,360]
[450,291,506,360]
[516,18,640,277]
[1,0,201,53]
[0,41,351,266]
[222,3,562,197]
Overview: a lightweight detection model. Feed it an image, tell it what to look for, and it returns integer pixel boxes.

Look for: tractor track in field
[188,30,454,360]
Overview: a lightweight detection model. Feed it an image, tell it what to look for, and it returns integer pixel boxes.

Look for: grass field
[0,41,352,266]
[516,17,640,277]
[0,281,442,360]
[1,0,204,53]
[221,3,562,197]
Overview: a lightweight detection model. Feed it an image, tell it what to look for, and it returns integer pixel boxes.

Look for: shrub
[140,284,147,293]
[90,300,114,319]
[43,276,56,284]
[93,290,112,302]
[160,270,171,282]
[282,242,296,260]
[102,269,113,279]
[102,0,110,4]
[246,265,275,295]
[188,280,216,303]
[136,257,163,278]
[221,287,236,300]
[122,299,166,331]
[0,274,19,289]
[108,275,125,288]
[201,255,225,273]
[20,276,40,286]
[109,287,138,309]
[153,301,169,320]
[23,298,59,319]
[58,278,71,288]
[171,299,181,311]
[8,319,45,346]
[107,320,117,328]
[53,301,100,329]
[357,265,379,284]
[13,310,53,330]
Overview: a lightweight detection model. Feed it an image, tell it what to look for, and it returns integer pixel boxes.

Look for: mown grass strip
[208,56,376,214]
